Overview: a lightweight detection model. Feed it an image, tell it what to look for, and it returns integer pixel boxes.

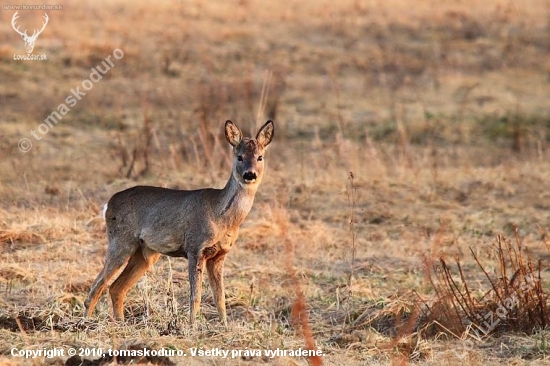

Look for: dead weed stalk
[278,206,322,366]
[347,171,358,296]
[425,226,548,339]
[113,97,153,179]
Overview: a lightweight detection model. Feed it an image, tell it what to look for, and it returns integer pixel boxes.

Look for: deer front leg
[188,253,205,326]
[206,251,228,328]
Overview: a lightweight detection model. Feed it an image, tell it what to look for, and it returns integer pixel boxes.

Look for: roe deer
[84,120,274,327]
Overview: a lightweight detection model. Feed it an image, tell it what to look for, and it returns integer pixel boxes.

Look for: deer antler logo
[11,11,49,54]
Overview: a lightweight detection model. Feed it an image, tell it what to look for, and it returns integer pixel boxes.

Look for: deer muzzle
[242,171,257,183]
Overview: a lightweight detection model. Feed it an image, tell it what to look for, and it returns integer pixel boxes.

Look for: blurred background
[2,0,550,186]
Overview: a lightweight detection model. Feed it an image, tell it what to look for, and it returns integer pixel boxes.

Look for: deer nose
[243,171,257,182]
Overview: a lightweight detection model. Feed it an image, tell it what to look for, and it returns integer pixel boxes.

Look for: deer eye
[237,156,243,162]
[258,156,263,161]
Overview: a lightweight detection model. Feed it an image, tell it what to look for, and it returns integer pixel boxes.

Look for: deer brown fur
[84,120,274,326]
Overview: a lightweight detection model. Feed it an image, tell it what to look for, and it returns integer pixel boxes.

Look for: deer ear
[225,120,242,147]
[256,120,274,148]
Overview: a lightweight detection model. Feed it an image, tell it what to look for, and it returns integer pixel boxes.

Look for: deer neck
[217,173,258,225]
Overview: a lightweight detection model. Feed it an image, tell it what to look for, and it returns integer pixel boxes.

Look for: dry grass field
[2,0,550,364]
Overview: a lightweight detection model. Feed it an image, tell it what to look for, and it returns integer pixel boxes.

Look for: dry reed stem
[279,207,322,366]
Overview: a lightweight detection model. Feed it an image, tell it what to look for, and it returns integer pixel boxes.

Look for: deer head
[225,120,274,187]
[11,11,49,54]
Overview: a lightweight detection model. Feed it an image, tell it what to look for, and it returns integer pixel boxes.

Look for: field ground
[2,0,550,364]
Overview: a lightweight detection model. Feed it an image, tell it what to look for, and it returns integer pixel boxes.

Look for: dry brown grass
[2,0,550,364]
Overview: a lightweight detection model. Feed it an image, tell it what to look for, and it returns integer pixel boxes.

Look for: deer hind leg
[206,251,228,327]
[84,236,138,318]
[109,246,160,321]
